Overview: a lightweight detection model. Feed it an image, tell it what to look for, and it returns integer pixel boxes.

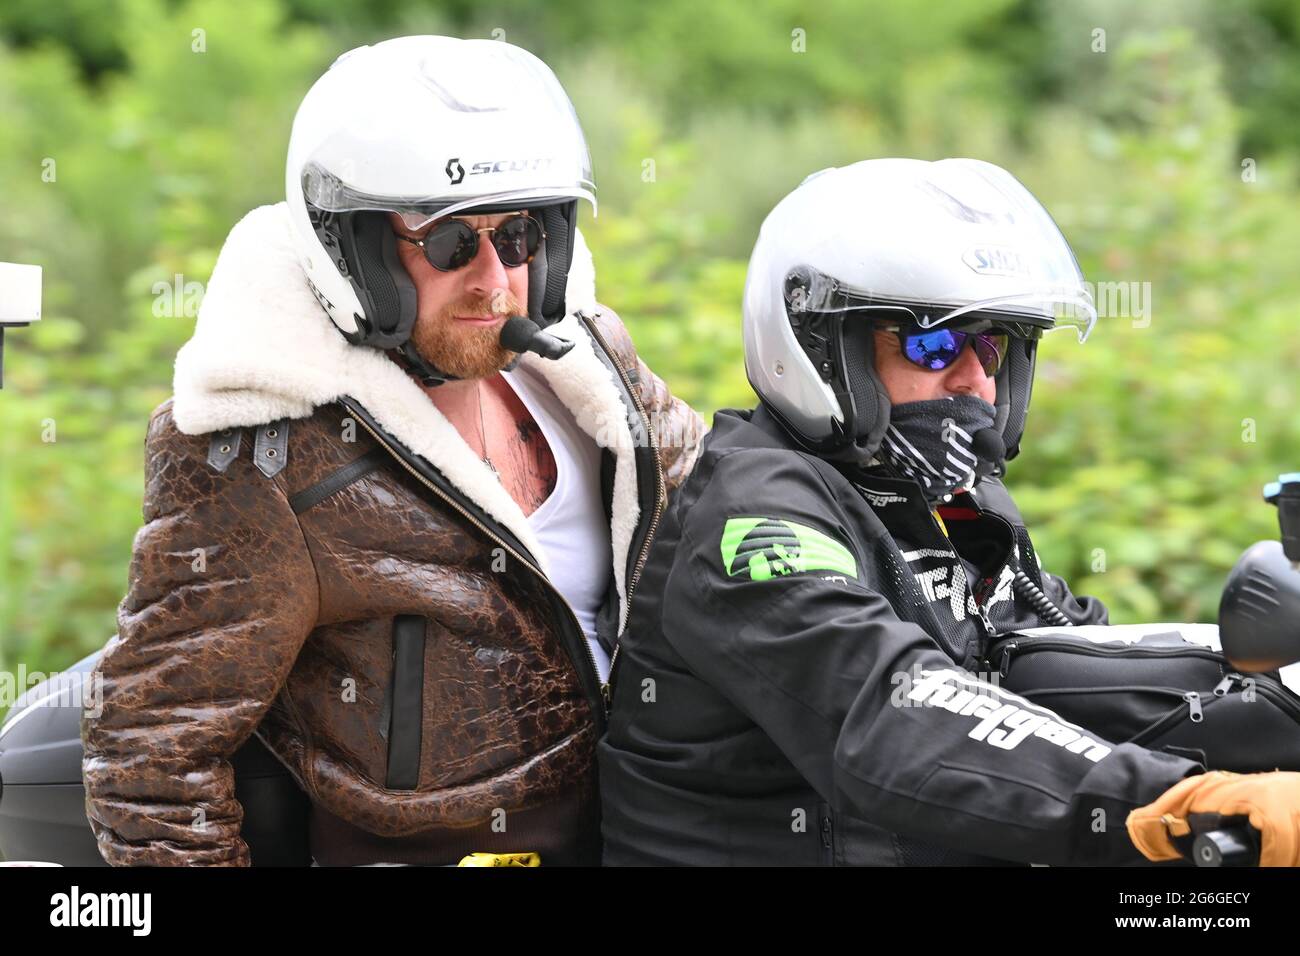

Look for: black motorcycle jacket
[597,403,1206,866]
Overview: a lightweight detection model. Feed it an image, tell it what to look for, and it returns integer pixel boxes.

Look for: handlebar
[1190,823,1260,867]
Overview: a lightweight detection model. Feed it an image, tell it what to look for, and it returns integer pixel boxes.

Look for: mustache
[432,291,525,323]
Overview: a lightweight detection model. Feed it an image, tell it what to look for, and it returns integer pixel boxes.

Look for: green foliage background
[2,0,1299,717]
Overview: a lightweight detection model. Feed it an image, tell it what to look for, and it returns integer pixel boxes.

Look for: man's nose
[943,339,991,394]
[460,232,510,297]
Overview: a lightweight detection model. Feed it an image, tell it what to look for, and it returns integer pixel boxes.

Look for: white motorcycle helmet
[285,35,597,384]
[743,158,1098,467]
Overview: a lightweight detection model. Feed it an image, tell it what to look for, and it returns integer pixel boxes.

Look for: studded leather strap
[253,419,289,478]
[206,428,242,472]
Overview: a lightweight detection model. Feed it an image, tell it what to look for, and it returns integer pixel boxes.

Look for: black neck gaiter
[880,395,998,501]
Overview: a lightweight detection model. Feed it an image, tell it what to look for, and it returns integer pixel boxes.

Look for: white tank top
[501,364,614,682]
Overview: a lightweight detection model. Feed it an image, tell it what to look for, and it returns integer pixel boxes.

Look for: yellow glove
[456,852,541,867]
[1126,770,1300,867]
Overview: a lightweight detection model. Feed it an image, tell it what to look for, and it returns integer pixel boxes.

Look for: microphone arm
[499,315,575,361]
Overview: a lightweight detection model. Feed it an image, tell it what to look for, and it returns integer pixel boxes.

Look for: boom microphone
[499,315,575,361]
[972,428,1006,479]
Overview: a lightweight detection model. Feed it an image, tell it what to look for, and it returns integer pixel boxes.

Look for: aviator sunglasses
[876,320,1011,378]
[396,213,545,272]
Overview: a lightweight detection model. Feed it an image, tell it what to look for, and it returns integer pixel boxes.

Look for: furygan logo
[855,484,909,507]
[900,667,1112,762]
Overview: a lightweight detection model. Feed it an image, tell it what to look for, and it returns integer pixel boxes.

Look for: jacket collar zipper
[577,313,666,701]
[862,472,1020,662]
[337,395,608,725]
[907,492,1011,654]
[950,506,1022,659]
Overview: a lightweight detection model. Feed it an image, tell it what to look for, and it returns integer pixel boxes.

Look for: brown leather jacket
[81,302,705,866]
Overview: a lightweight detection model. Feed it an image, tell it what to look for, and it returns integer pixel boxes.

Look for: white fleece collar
[173,202,641,617]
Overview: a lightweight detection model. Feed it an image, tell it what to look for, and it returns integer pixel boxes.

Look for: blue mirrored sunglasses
[877,321,1010,377]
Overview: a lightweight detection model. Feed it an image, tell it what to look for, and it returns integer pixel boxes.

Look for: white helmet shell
[285,35,596,337]
[743,158,1096,451]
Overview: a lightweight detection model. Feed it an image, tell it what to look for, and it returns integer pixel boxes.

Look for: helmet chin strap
[393,339,458,388]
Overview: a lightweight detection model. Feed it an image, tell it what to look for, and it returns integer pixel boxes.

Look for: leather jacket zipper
[338,396,607,726]
[577,314,666,697]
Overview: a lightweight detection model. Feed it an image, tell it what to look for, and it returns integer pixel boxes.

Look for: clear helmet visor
[301,167,596,230]
[783,265,1097,343]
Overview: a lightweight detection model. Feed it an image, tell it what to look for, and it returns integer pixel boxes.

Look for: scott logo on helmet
[721,516,857,583]
[446,157,556,185]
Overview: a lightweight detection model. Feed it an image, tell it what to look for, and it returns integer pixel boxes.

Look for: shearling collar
[173,202,642,608]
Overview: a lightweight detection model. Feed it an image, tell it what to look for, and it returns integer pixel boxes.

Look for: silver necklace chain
[477,379,499,478]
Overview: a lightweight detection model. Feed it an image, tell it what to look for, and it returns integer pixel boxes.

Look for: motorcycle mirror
[1219,474,1300,672]
[0,261,43,389]
[1264,473,1300,562]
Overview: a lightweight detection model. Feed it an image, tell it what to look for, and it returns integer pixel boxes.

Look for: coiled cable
[1011,568,1073,627]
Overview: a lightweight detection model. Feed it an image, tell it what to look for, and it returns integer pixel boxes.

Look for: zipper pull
[1212,673,1239,697]
[998,641,1018,678]
[1184,691,1203,722]
[600,681,612,714]
[820,812,833,849]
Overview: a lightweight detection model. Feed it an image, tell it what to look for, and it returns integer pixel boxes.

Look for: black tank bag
[987,626,1300,772]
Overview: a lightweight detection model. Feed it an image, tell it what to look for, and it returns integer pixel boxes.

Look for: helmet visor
[785,264,1097,342]
[301,165,594,230]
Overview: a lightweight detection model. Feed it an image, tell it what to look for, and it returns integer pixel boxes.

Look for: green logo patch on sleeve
[720,516,858,582]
